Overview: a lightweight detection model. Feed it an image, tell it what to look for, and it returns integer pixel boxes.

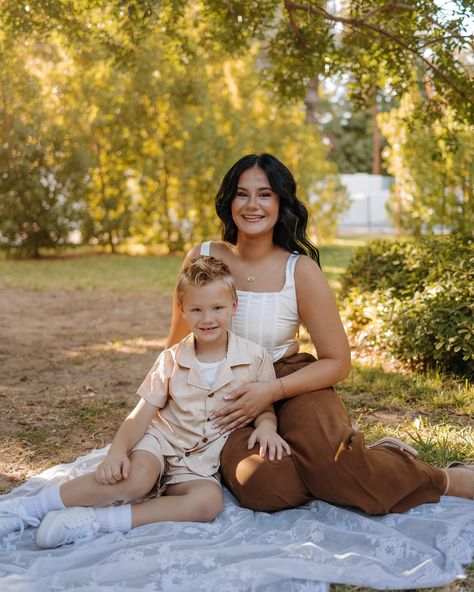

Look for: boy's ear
[232,296,238,313]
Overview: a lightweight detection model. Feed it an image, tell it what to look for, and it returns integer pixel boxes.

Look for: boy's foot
[36,507,100,549]
[0,498,39,538]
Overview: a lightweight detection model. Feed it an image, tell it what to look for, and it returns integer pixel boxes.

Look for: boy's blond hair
[176,256,237,304]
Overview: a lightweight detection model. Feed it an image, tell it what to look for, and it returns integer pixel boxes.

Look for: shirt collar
[175,330,253,369]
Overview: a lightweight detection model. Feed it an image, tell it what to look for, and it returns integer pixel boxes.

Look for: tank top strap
[200,241,212,256]
[283,253,299,289]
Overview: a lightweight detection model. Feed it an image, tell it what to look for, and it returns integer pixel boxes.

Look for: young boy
[0,256,290,548]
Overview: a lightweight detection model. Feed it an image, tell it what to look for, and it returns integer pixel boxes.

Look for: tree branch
[283,0,306,47]
[284,2,473,103]
[360,0,470,43]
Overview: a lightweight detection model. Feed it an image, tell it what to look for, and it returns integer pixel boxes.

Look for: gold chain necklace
[234,248,256,282]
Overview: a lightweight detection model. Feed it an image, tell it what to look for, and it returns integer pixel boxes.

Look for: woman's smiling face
[231,166,280,238]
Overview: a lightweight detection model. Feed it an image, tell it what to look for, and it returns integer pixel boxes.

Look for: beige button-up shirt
[137,331,276,477]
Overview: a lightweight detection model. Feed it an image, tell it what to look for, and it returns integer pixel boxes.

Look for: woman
[166,153,473,514]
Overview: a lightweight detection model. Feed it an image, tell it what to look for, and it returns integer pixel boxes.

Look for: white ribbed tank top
[200,241,301,361]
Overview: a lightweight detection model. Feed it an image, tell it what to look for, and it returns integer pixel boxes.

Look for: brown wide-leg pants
[220,352,447,515]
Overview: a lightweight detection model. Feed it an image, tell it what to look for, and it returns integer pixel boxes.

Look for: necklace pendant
[247,275,255,282]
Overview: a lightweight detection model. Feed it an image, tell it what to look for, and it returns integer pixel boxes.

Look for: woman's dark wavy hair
[215,153,320,266]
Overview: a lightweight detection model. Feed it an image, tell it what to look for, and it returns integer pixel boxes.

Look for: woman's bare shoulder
[211,241,234,255]
[183,244,203,263]
[184,241,234,263]
[294,254,334,302]
[294,254,325,280]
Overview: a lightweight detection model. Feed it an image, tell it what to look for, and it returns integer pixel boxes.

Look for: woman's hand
[248,424,291,461]
[95,452,130,484]
[211,382,274,432]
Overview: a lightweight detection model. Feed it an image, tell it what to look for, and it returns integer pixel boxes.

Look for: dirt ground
[0,287,171,492]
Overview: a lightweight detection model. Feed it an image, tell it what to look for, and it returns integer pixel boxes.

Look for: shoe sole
[447,461,474,470]
[368,436,418,458]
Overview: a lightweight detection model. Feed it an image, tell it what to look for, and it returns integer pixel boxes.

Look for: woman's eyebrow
[236,186,273,191]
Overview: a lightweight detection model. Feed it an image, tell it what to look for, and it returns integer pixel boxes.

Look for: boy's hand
[95,452,130,484]
[248,425,291,461]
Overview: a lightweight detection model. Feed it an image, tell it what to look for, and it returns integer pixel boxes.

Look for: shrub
[340,235,474,378]
[340,235,473,299]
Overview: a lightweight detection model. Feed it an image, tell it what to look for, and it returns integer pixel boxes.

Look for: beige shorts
[132,432,221,495]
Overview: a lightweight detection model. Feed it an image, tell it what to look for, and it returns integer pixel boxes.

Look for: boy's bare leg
[131,479,224,527]
[60,451,162,508]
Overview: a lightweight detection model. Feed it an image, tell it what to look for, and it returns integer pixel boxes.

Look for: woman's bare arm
[275,255,351,399]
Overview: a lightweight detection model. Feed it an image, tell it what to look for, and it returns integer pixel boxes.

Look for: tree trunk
[304,77,319,125]
[372,102,381,175]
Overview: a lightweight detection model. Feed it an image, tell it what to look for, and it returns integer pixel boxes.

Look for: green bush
[340,235,473,299]
[340,235,474,378]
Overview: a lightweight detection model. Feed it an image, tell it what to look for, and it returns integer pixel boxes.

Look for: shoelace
[1,502,39,540]
[62,515,99,544]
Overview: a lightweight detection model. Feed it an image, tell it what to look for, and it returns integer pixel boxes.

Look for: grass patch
[0,242,355,293]
[320,240,362,288]
[340,364,474,416]
[12,400,131,458]
[0,253,182,293]
[72,399,130,430]
[15,425,74,456]
[360,420,473,467]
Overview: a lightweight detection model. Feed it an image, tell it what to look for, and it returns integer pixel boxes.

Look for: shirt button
[208,393,214,398]
[207,417,211,421]
[185,452,190,457]
[202,437,208,443]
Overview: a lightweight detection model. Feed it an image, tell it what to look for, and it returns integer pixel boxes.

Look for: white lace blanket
[1,447,473,592]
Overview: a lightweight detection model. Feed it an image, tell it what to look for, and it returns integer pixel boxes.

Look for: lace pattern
[1,447,473,592]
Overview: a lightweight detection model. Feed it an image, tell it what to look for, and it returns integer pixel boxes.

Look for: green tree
[379,90,474,234]
[0,37,87,257]
[123,25,347,250]
[78,63,135,253]
[1,4,349,255]
[2,1,472,123]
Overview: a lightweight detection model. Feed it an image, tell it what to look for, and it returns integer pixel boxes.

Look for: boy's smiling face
[180,279,237,353]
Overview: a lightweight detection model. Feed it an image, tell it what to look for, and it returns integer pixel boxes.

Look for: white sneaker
[36,507,100,549]
[0,498,39,538]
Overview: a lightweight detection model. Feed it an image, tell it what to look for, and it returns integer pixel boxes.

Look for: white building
[338,173,395,235]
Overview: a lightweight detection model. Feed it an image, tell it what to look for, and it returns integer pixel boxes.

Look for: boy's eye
[214,306,224,310]
[190,308,200,312]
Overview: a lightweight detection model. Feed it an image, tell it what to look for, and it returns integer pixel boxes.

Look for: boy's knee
[189,486,224,522]
[119,479,152,501]
[119,465,158,501]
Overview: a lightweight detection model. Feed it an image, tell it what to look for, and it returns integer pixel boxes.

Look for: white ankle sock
[94,505,132,533]
[21,484,65,521]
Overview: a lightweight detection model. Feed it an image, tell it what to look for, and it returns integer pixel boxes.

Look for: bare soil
[0,287,171,492]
